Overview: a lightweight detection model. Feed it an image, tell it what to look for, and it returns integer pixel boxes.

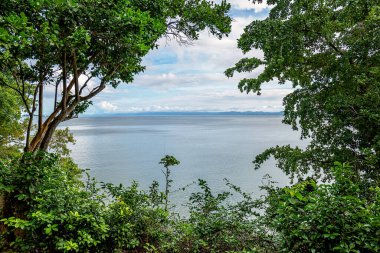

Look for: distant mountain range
[85,111,284,117]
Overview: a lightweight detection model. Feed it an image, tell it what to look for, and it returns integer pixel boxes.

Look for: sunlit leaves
[228,0,380,181]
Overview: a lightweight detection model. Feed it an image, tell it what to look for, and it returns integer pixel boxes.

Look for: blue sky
[47,1,293,114]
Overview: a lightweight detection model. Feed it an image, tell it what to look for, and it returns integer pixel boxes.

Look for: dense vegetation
[1,0,380,252]
[226,0,380,184]
[1,153,379,252]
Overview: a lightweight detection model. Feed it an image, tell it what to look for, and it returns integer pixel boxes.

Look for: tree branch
[25,83,40,151]
[79,75,93,95]
[62,50,67,110]
[38,74,43,131]
[73,50,80,102]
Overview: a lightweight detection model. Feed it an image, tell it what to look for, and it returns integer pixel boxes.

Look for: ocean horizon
[62,114,304,211]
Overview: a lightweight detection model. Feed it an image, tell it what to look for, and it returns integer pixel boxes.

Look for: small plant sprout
[159,155,180,210]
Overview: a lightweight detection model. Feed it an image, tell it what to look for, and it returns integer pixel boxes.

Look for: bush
[0,153,274,252]
[1,154,379,252]
[0,152,108,252]
[0,153,169,252]
[266,162,380,253]
[101,181,169,252]
[162,179,276,253]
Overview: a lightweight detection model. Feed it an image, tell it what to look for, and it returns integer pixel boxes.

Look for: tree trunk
[73,50,80,102]
[39,119,60,152]
[30,99,79,152]
[38,79,43,131]
[29,118,59,152]
[62,50,67,110]
[0,193,4,212]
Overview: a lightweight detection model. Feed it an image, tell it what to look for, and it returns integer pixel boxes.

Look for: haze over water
[63,115,303,207]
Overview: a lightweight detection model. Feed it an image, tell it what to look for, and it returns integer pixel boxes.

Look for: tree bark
[39,119,60,152]
[73,50,80,102]
[62,50,67,110]
[31,97,80,152]
[38,78,43,131]
[24,83,40,152]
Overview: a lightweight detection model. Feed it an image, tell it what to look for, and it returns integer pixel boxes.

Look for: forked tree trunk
[38,119,61,152]
[28,97,81,152]
[28,115,63,152]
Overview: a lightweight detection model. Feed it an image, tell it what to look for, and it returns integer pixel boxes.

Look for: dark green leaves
[266,162,380,252]
[229,0,380,181]
[159,155,180,168]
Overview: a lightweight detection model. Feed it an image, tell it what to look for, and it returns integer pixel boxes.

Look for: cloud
[81,2,290,114]
[40,1,285,115]
[228,0,270,12]
[97,101,118,112]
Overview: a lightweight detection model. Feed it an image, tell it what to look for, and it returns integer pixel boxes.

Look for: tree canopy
[0,86,25,159]
[0,0,232,152]
[227,0,380,182]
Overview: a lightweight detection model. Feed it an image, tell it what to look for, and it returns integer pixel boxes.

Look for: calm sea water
[62,115,303,207]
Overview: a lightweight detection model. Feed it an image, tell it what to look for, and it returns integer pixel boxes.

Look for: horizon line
[82,111,284,116]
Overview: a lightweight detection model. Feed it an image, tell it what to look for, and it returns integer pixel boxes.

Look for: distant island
[85,111,284,117]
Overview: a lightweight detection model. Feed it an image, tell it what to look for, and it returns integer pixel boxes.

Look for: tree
[0,0,232,153]
[159,155,180,210]
[226,0,380,182]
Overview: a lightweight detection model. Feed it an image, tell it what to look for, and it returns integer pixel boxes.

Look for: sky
[51,0,294,114]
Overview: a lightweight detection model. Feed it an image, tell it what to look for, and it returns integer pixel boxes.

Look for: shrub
[0,153,169,252]
[162,179,276,253]
[2,154,378,252]
[0,152,108,252]
[266,162,380,252]
[101,181,169,252]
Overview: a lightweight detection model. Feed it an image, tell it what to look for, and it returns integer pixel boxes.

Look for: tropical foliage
[1,155,379,252]
[1,0,379,252]
[226,0,380,183]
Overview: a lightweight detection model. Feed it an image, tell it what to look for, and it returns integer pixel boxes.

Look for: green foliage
[49,127,76,157]
[0,0,232,154]
[0,0,232,153]
[69,101,93,119]
[1,154,379,252]
[160,155,180,168]
[0,152,106,252]
[162,179,276,253]
[266,162,380,252]
[0,153,273,252]
[0,153,169,252]
[0,86,25,159]
[226,2,380,250]
[227,0,380,182]
[101,181,169,252]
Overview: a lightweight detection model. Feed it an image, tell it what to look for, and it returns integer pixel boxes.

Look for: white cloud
[82,3,288,114]
[98,101,118,112]
[228,0,270,12]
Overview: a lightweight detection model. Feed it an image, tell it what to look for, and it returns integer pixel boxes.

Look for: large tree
[226,0,380,182]
[0,0,231,153]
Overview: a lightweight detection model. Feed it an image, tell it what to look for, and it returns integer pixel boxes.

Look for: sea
[62,114,304,209]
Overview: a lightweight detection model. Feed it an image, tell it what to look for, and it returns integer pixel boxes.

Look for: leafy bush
[0,152,108,252]
[101,181,169,252]
[0,153,273,252]
[162,179,276,253]
[1,155,379,252]
[0,153,169,252]
[266,162,380,253]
